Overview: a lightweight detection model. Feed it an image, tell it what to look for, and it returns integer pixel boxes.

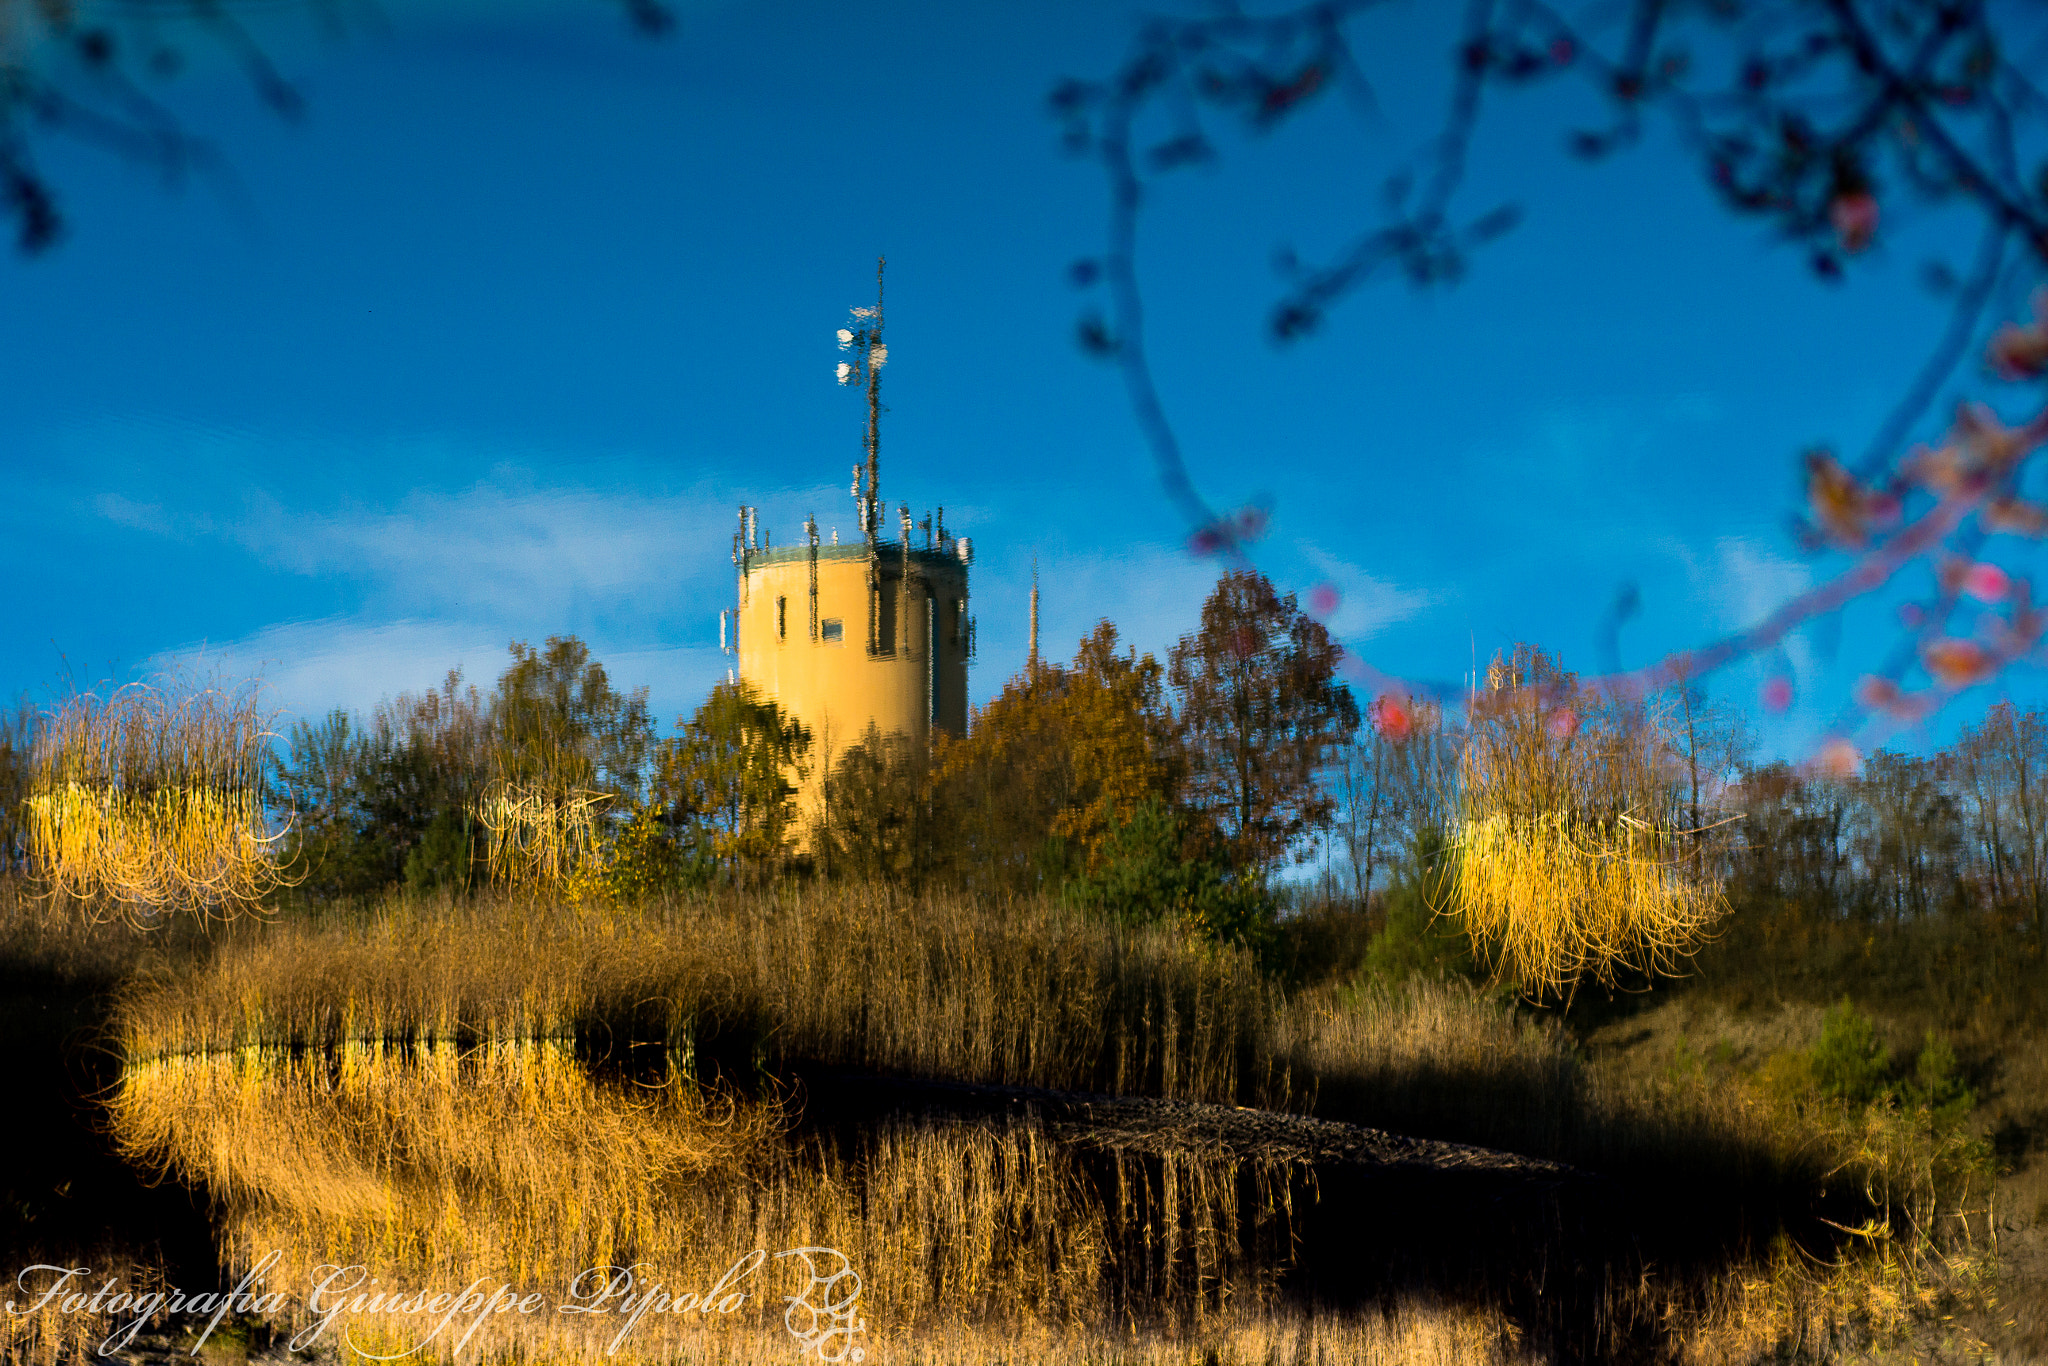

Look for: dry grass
[0,1250,174,1366]
[101,1042,1429,1364]
[23,680,288,923]
[1280,975,1800,1190]
[1278,977,2000,1359]
[65,886,2007,1362]
[1279,976,1581,1157]
[116,885,1282,1105]
[831,1307,1540,1365]
[0,871,168,983]
[113,1042,777,1252]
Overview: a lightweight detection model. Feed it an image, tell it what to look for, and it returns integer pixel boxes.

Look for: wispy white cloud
[148,618,509,728]
[219,482,744,619]
[68,428,1423,725]
[76,443,794,724]
[63,414,852,628]
[1662,533,1818,690]
[1707,536,1813,631]
[1298,545,1436,641]
[92,493,177,537]
[147,617,730,732]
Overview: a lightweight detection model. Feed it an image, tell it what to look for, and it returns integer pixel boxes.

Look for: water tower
[725,260,974,804]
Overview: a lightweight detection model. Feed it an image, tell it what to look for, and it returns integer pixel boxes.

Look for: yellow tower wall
[736,541,970,822]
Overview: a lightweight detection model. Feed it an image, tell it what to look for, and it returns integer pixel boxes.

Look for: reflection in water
[109,1044,1509,1363]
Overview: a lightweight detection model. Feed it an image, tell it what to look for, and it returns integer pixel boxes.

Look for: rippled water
[98,1041,1317,1364]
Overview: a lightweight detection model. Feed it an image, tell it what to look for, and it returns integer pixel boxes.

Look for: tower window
[821,618,844,644]
[776,596,787,641]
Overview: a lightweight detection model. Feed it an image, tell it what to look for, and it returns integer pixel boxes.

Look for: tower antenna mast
[837,256,887,547]
[865,257,884,542]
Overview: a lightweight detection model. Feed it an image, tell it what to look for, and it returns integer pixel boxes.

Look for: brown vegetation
[11,621,2046,1362]
[114,886,1279,1107]
[111,1043,1309,1361]
[87,884,1997,1358]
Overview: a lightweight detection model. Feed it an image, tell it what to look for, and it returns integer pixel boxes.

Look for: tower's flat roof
[744,541,969,571]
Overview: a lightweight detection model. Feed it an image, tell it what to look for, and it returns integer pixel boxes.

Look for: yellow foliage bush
[473,778,612,895]
[25,680,289,923]
[1451,646,1728,1000]
[1453,811,1725,1000]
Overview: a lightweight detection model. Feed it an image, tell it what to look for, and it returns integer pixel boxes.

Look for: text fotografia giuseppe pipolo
[7,1248,868,1361]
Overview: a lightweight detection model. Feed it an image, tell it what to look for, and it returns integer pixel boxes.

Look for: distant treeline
[6,587,2048,980]
[1314,657,2048,1032]
[0,571,1361,937]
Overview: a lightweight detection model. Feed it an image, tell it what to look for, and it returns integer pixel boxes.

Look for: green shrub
[1063,798,1270,947]
[1362,841,1479,986]
[403,810,475,893]
[1904,1030,1975,1129]
[1811,998,1893,1105]
[600,798,705,899]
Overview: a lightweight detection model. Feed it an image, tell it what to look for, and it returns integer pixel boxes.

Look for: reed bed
[1279,975,1802,1191]
[115,890,1988,1243]
[823,1306,1540,1365]
[474,778,611,894]
[1274,976,1997,1358]
[96,1025,1980,1366]
[116,885,1283,1105]
[1278,977,1582,1158]
[105,1043,1330,1363]
[1454,645,1728,1002]
[90,885,2001,1362]
[0,1250,174,1366]
[1289,973,1992,1171]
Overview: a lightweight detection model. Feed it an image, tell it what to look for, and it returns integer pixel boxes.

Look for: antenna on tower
[836,256,887,548]
[1028,557,1040,671]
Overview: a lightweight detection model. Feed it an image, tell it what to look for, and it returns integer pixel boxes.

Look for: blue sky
[3,0,2030,757]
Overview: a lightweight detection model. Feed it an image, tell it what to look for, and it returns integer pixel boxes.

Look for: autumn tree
[1168,570,1358,875]
[278,669,522,897]
[377,674,496,893]
[819,725,931,886]
[0,695,33,875]
[929,663,1072,890]
[649,680,811,883]
[490,636,655,803]
[1053,622,1182,862]
[933,620,1180,891]
[277,673,494,898]
[475,636,654,892]
[276,638,652,899]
